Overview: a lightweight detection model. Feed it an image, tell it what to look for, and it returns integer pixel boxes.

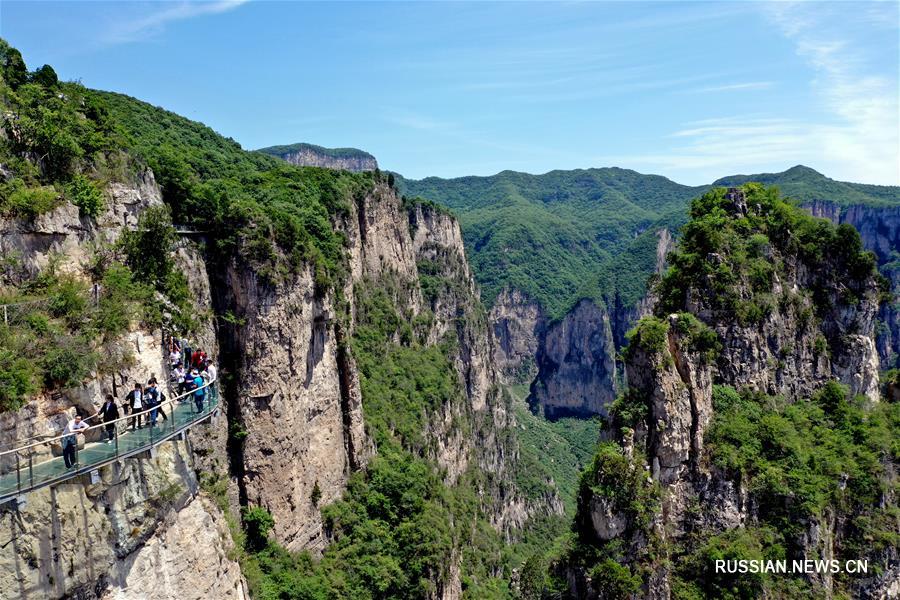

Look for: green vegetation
[257,142,376,162]
[508,384,601,515]
[678,382,900,595]
[397,168,698,320]
[563,441,661,595]
[396,166,897,324]
[706,383,897,543]
[237,277,515,598]
[656,184,881,322]
[714,165,900,209]
[0,39,122,219]
[625,315,670,358]
[0,255,159,411]
[94,90,381,289]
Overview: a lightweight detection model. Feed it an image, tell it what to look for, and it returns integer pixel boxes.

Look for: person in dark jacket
[144,380,160,427]
[123,383,143,430]
[148,377,168,422]
[97,394,119,443]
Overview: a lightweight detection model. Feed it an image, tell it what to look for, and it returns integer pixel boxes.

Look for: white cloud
[620,2,899,185]
[686,81,774,94]
[103,0,248,44]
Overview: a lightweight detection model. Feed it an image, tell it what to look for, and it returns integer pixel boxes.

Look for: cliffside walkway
[0,378,218,505]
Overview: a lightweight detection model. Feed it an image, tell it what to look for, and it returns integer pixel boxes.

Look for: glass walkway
[0,379,218,505]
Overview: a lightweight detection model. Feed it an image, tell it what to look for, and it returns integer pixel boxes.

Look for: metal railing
[0,376,219,504]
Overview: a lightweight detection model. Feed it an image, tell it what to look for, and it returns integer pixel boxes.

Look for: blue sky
[2,1,898,184]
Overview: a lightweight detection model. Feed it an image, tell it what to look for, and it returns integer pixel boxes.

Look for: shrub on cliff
[656,184,879,320]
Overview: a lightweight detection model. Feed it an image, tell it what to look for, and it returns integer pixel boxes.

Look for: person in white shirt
[202,361,218,402]
[123,383,144,430]
[62,414,89,468]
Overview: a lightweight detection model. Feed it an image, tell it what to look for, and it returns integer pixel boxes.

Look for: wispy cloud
[685,81,774,94]
[616,2,899,185]
[103,0,248,45]
[763,1,899,184]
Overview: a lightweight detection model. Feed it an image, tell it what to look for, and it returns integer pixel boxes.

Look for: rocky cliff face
[259,143,378,172]
[803,201,900,369]
[530,300,617,419]
[0,175,243,599]
[489,289,545,384]
[209,181,554,567]
[568,187,894,599]
[526,228,674,418]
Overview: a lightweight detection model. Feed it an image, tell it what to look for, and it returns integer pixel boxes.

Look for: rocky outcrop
[523,228,674,419]
[569,188,890,599]
[217,184,554,555]
[0,439,226,599]
[0,175,245,599]
[101,496,246,600]
[803,201,900,368]
[530,300,617,419]
[489,289,545,384]
[408,201,556,534]
[0,170,162,281]
[258,143,378,172]
[217,261,370,552]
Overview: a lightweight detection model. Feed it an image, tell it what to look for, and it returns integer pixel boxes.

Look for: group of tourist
[59,338,217,469]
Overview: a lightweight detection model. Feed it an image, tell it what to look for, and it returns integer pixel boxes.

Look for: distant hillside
[714,165,900,207]
[258,142,377,172]
[395,168,701,319]
[396,165,898,320]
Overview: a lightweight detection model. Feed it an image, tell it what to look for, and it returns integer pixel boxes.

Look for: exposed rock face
[530,300,617,419]
[259,143,378,172]
[0,170,162,281]
[521,228,674,418]
[570,191,890,599]
[217,184,554,556]
[0,170,557,598]
[218,262,370,552]
[101,496,247,600]
[407,203,557,535]
[0,175,245,599]
[803,201,900,368]
[489,288,545,384]
[0,440,231,599]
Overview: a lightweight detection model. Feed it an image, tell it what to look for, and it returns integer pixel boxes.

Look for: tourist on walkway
[202,360,218,402]
[190,368,205,413]
[145,380,161,427]
[182,342,193,368]
[61,414,89,469]
[123,383,144,430]
[191,348,207,370]
[148,377,168,423]
[169,346,181,369]
[97,394,119,443]
[172,363,186,386]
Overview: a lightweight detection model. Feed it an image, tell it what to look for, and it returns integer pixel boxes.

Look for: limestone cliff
[257,142,378,172]
[209,182,557,562]
[566,186,895,599]
[489,288,545,384]
[530,300,617,419]
[803,201,900,369]
[0,175,243,599]
[526,228,674,418]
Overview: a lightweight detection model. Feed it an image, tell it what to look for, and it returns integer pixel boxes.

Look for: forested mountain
[0,39,558,598]
[396,165,898,321]
[1,35,897,600]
